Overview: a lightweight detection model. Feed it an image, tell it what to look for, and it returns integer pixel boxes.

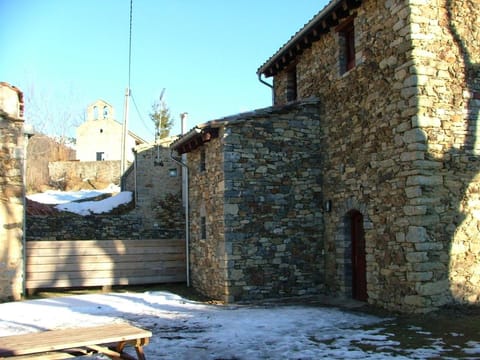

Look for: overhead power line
[130,92,153,135]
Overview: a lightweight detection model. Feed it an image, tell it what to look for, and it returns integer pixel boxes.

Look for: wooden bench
[0,323,152,360]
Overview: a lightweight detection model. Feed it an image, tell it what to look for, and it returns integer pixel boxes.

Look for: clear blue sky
[1,1,327,141]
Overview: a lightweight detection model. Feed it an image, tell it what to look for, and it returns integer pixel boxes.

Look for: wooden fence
[25,239,186,291]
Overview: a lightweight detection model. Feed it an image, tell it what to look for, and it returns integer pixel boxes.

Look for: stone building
[76,99,147,162]
[172,0,479,312]
[123,136,183,231]
[0,82,26,301]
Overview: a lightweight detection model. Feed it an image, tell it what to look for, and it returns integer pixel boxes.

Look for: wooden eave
[172,127,219,155]
[257,0,362,78]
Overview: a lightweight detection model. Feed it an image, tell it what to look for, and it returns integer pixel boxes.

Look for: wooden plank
[0,324,151,357]
[25,274,186,289]
[27,254,185,266]
[26,245,185,257]
[0,351,82,359]
[26,239,184,249]
[26,266,186,281]
[25,239,186,291]
[27,259,184,273]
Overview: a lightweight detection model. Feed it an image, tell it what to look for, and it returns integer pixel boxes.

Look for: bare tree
[23,82,84,144]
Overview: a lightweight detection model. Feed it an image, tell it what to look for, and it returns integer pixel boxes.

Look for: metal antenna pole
[121,0,133,177]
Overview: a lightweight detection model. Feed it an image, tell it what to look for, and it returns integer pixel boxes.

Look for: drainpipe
[170,150,190,287]
[133,149,138,205]
[257,73,274,104]
[172,111,190,287]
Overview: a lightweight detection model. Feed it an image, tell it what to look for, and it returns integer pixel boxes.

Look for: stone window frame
[200,148,206,172]
[337,15,356,75]
[199,203,207,240]
[169,168,178,177]
[200,216,207,240]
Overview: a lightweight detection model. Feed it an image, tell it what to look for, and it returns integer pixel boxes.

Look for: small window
[103,106,109,118]
[286,66,297,102]
[200,216,207,239]
[169,168,178,177]
[96,152,105,161]
[93,106,99,119]
[200,148,206,172]
[338,18,356,74]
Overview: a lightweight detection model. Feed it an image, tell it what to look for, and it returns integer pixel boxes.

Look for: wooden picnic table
[0,323,152,360]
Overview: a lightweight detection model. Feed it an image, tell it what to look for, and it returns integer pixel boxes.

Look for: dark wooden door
[351,211,367,301]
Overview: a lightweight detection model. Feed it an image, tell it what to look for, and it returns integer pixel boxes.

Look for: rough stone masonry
[270,0,480,312]
[0,83,25,301]
[178,0,479,313]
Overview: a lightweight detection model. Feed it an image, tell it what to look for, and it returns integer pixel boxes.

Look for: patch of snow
[26,185,130,216]
[465,341,480,355]
[0,292,476,359]
[27,184,121,205]
[55,191,132,215]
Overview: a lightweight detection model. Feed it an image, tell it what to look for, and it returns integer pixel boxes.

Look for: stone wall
[123,138,182,230]
[187,101,324,302]
[26,135,76,192]
[188,126,227,300]
[26,214,183,241]
[271,0,479,312]
[408,0,480,307]
[0,97,25,301]
[30,139,185,243]
[49,160,120,188]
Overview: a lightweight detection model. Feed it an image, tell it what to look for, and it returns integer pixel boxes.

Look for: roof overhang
[171,98,321,155]
[170,126,219,155]
[128,130,148,145]
[257,0,362,78]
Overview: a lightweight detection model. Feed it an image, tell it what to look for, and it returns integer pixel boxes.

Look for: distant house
[122,136,183,230]
[76,99,147,162]
[172,0,480,313]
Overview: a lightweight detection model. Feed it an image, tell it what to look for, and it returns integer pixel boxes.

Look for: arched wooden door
[350,210,367,301]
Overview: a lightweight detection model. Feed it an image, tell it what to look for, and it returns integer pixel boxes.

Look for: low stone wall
[49,160,121,187]
[26,214,184,241]
[26,135,76,192]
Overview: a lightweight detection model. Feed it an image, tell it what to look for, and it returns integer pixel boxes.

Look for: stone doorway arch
[333,198,370,301]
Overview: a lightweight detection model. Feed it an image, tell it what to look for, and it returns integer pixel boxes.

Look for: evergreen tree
[149,96,173,140]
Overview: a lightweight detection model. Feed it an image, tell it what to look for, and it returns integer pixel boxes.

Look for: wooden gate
[350,211,367,301]
[25,239,186,291]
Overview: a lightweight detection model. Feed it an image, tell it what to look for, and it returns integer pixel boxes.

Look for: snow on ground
[27,185,132,216]
[20,189,480,358]
[1,292,479,359]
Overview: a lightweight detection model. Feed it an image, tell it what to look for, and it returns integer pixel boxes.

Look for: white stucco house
[76,99,147,162]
